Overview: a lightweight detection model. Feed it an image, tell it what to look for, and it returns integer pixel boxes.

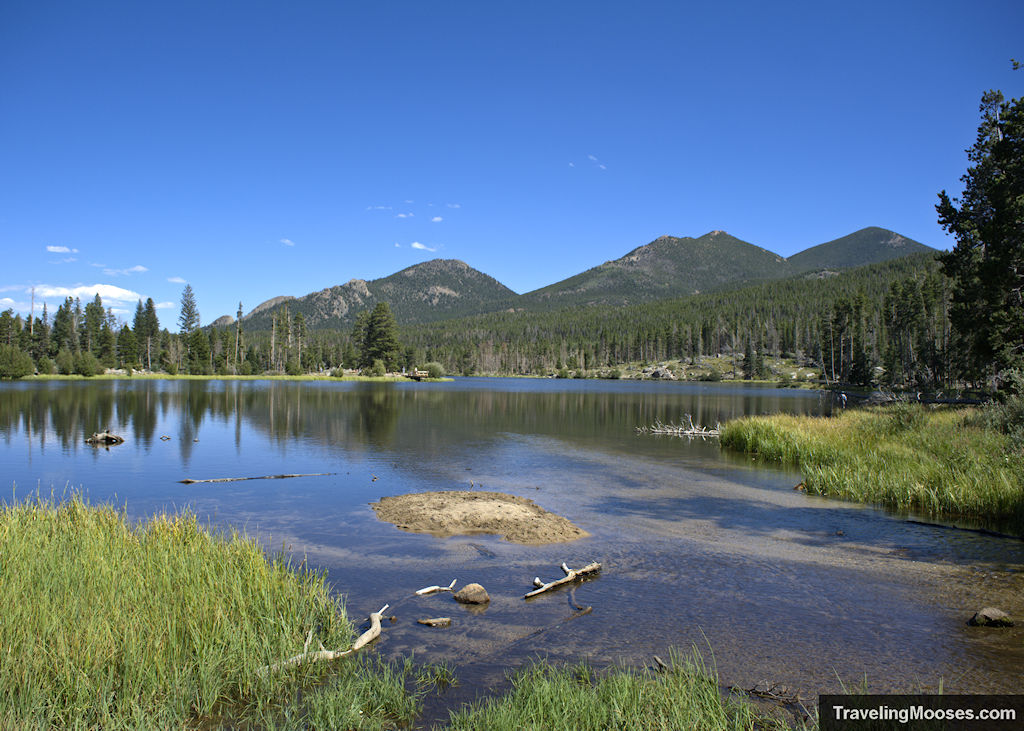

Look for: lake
[2,378,1022,716]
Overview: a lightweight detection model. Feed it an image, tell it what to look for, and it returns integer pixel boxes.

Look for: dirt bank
[371,490,589,545]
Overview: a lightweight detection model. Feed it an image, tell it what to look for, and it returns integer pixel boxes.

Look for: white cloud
[411,242,436,252]
[404,199,414,204]
[569,162,575,167]
[57,257,78,264]
[395,212,414,219]
[155,301,175,310]
[280,238,295,246]
[0,297,16,307]
[367,205,392,210]
[446,203,461,208]
[103,265,148,277]
[431,216,443,223]
[599,164,607,170]
[167,276,187,284]
[587,154,598,162]
[46,245,78,254]
[394,242,401,247]
[36,283,142,305]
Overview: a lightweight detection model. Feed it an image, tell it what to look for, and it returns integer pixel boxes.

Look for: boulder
[85,431,124,446]
[967,607,1014,627]
[645,366,677,380]
[453,583,490,605]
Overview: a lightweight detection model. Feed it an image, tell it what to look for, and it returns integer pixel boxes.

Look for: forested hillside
[400,252,950,383]
[231,226,934,330]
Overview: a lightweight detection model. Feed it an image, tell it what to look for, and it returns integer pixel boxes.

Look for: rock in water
[85,431,124,446]
[454,583,490,605]
[967,607,1014,627]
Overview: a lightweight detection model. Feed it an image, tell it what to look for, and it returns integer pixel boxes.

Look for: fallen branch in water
[415,579,457,596]
[635,414,720,438]
[179,472,332,484]
[524,561,601,598]
[260,604,389,675]
[417,617,452,627]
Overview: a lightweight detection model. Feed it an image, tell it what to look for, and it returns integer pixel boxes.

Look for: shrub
[367,359,387,377]
[423,362,445,379]
[0,345,35,379]
[55,347,74,375]
[36,355,56,375]
[73,351,102,377]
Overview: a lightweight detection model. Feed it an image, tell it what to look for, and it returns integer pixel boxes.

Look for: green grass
[0,496,799,729]
[720,403,1024,535]
[0,494,422,729]
[444,651,792,731]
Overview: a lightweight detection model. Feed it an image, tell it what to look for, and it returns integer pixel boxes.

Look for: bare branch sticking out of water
[259,604,389,675]
[636,414,720,438]
[524,561,601,598]
[179,472,333,484]
[415,579,458,596]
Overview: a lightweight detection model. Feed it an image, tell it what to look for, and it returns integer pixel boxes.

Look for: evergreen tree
[142,298,160,370]
[117,325,138,367]
[937,76,1024,387]
[50,298,74,355]
[178,284,200,334]
[234,302,243,373]
[360,302,400,370]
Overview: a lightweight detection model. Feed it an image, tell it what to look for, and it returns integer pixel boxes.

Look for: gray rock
[967,607,1014,627]
[453,583,490,605]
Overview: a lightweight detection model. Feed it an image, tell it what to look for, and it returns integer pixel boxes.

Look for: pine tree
[937,75,1024,387]
[360,303,400,370]
[178,285,200,334]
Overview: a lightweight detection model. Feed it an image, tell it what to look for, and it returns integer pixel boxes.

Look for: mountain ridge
[229,226,936,330]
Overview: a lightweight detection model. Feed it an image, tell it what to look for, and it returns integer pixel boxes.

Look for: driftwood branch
[179,472,332,484]
[417,617,452,627]
[524,562,601,598]
[260,604,389,675]
[415,579,457,596]
[636,414,720,438]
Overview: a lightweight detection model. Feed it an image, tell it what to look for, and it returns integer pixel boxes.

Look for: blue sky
[2,1,1022,327]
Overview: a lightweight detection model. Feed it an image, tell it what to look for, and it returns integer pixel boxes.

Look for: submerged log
[86,431,124,446]
[524,561,601,598]
[415,579,457,596]
[417,617,452,627]
[635,414,720,438]
[260,604,389,675]
[179,472,332,484]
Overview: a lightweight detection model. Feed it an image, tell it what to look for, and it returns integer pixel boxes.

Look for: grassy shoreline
[23,373,450,383]
[720,403,1024,535]
[0,496,793,729]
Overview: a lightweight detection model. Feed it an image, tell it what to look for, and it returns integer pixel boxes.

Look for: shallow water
[2,378,1022,718]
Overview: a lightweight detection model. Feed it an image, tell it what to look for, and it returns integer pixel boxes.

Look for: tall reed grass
[444,650,792,730]
[0,494,416,728]
[720,404,1024,534]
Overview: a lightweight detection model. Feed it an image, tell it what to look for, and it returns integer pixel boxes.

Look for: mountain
[241,259,516,331]
[224,226,936,330]
[786,226,934,272]
[518,230,789,309]
[517,226,934,310]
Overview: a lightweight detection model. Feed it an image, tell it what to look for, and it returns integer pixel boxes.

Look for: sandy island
[371,490,589,545]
